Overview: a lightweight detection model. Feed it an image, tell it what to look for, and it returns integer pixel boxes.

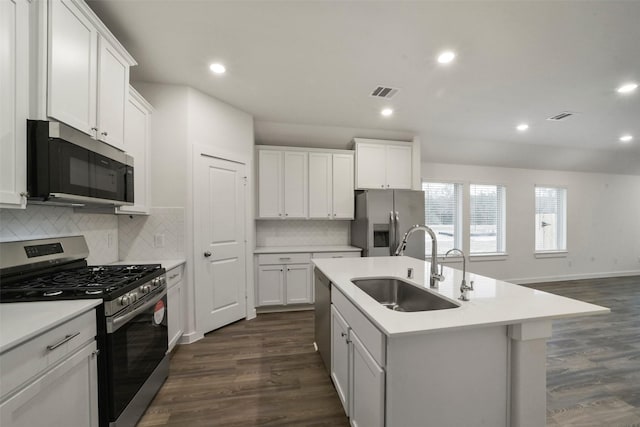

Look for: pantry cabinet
[0,0,29,208]
[353,139,412,190]
[47,0,135,150]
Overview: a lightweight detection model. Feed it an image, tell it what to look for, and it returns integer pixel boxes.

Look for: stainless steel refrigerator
[351,189,425,259]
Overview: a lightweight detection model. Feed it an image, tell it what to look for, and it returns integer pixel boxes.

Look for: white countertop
[254,245,362,254]
[312,256,609,337]
[109,259,186,271]
[0,300,102,353]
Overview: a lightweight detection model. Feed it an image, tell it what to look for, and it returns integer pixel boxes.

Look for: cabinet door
[116,88,150,214]
[48,0,97,135]
[167,282,183,352]
[331,306,350,416]
[332,153,354,219]
[0,0,28,208]
[257,265,284,306]
[350,332,385,427]
[385,144,412,189]
[257,150,283,218]
[283,151,308,218]
[0,341,99,427]
[96,37,128,149]
[285,264,311,304]
[308,152,332,219]
[355,143,386,189]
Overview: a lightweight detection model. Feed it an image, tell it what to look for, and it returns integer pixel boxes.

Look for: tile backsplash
[0,205,118,264]
[256,219,350,247]
[118,207,185,261]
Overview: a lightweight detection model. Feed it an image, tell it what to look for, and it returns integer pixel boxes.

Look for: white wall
[133,82,255,343]
[422,162,640,283]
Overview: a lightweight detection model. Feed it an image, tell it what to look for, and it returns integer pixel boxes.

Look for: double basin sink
[351,278,459,312]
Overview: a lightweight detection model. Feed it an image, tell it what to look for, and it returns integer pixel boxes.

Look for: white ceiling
[87,0,640,174]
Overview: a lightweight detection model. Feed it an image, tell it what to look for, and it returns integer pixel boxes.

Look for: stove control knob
[159,276,166,286]
[119,294,130,306]
[140,285,149,294]
[152,278,159,287]
[129,293,138,302]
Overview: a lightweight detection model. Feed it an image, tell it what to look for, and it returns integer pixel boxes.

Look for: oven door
[105,289,168,421]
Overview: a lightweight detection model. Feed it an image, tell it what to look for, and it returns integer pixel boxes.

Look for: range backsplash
[256,219,350,247]
[118,207,185,261]
[0,205,118,265]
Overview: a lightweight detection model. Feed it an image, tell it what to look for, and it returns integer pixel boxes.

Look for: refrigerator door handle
[394,211,401,252]
[389,211,395,255]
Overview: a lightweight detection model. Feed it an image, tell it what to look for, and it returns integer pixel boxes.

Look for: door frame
[186,144,256,343]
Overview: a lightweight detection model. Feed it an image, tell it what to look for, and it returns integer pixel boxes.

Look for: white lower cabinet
[331,290,385,427]
[166,264,185,352]
[256,253,312,306]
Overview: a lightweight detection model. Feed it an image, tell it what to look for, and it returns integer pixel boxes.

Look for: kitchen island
[313,256,609,427]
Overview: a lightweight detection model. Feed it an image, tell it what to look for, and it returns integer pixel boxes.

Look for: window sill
[470,253,508,262]
[534,251,568,259]
[434,255,464,264]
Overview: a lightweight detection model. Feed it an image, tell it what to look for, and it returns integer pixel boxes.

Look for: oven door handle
[107,288,167,333]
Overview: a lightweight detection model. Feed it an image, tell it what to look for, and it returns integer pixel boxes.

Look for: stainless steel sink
[351,278,459,312]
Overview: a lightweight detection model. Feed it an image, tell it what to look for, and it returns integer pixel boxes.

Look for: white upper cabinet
[0,0,29,208]
[46,0,136,150]
[47,0,97,136]
[258,146,354,220]
[354,139,413,190]
[283,151,308,218]
[257,149,283,218]
[116,87,152,215]
[96,37,129,149]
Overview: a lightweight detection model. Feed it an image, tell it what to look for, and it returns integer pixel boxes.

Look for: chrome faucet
[394,225,443,288]
[439,248,473,301]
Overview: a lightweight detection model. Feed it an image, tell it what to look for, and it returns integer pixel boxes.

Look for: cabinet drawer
[332,287,386,366]
[312,251,361,259]
[0,309,96,400]
[258,253,311,265]
[166,265,184,289]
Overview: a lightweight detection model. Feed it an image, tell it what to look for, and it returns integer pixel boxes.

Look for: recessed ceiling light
[437,51,456,64]
[619,135,633,143]
[381,108,393,117]
[516,123,529,131]
[617,83,637,94]
[209,63,226,74]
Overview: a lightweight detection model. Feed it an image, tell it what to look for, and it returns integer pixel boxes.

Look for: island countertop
[312,256,609,337]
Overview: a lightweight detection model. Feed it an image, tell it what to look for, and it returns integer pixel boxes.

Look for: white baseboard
[179,330,204,345]
[508,269,640,285]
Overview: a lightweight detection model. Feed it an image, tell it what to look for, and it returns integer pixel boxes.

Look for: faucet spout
[394,224,442,288]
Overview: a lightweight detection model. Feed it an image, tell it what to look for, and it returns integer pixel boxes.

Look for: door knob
[204,251,212,257]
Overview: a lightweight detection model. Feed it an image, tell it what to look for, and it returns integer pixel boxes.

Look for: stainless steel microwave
[26,120,134,206]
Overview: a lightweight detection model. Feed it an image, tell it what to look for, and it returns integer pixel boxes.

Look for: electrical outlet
[154,234,165,248]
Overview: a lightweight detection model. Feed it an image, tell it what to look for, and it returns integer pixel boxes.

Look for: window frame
[534,184,568,257]
[421,180,464,257]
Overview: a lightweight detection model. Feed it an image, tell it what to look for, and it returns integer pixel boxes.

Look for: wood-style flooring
[139,275,640,426]
[526,275,640,426]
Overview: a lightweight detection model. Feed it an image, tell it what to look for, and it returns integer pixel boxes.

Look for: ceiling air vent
[547,112,575,121]
[370,86,399,99]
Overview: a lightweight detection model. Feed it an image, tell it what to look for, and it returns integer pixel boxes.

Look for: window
[422,182,462,255]
[470,184,506,254]
[535,186,567,252]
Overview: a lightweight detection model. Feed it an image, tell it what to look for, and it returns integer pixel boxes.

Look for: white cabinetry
[47,0,135,150]
[166,264,184,352]
[116,86,152,214]
[331,287,385,427]
[308,152,354,219]
[354,139,412,190]
[0,309,99,427]
[256,253,311,306]
[0,0,29,208]
[257,149,308,219]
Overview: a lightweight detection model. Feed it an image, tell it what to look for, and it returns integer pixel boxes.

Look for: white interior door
[194,154,247,334]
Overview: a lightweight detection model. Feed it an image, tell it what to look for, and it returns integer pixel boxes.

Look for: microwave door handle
[107,288,167,333]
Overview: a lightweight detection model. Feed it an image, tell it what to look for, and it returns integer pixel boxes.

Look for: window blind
[422,182,462,255]
[470,184,506,254]
[535,186,567,251]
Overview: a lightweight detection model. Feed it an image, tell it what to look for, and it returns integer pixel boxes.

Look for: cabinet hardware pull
[332,256,343,258]
[91,127,98,131]
[169,274,179,279]
[46,332,80,351]
[204,251,212,257]
[279,257,291,260]
[91,349,101,358]
[101,131,108,136]
[341,332,347,337]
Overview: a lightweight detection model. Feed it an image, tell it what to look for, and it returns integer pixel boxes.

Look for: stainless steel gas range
[0,236,169,427]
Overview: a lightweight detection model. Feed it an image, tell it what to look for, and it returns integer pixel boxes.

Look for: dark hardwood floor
[139,275,640,426]
[137,311,349,426]
[526,275,640,426]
